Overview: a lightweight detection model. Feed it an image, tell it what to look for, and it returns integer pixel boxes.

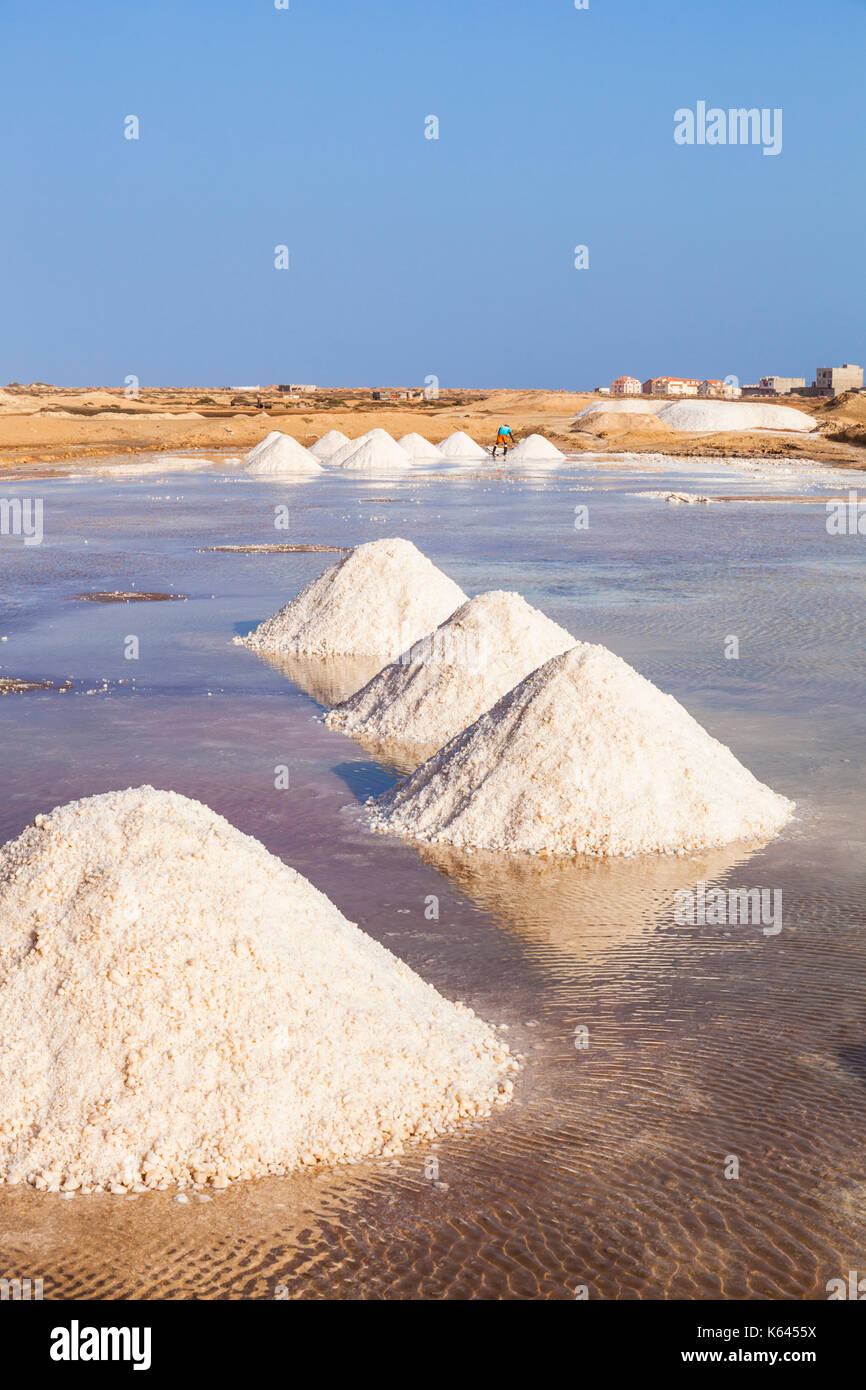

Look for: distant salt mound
[437,431,488,460]
[337,429,412,472]
[369,644,794,857]
[397,432,443,461]
[309,429,350,460]
[0,786,513,1192]
[658,401,816,434]
[574,400,665,421]
[246,432,322,475]
[236,537,468,659]
[326,590,575,753]
[508,434,565,461]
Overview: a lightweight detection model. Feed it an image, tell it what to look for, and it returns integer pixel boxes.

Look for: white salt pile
[574,400,665,421]
[236,537,467,659]
[658,400,816,434]
[336,429,412,472]
[508,434,565,461]
[309,429,350,459]
[246,431,322,475]
[573,399,816,434]
[397,432,443,460]
[0,787,514,1193]
[369,644,794,857]
[328,429,380,467]
[326,590,574,752]
[436,431,488,460]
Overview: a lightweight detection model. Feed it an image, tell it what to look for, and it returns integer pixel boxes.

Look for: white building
[610,376,642,396]
[647,377,700,397]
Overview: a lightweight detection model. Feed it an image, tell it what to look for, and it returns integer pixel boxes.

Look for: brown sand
[0,383,862,470]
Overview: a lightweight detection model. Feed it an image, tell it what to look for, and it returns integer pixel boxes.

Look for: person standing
[492,424,514,458]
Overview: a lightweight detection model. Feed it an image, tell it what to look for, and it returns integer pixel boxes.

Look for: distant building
[814,364,863,394]
[759,375,806,395]
[700,379,742,399]
[595,386,611,395]
[610,376,642,396]
[278,384,317,394]
[644,377,700,397]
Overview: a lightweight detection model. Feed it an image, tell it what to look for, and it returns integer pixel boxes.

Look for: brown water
[0,451,864,1299]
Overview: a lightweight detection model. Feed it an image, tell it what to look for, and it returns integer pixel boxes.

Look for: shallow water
[0,451,864,1299]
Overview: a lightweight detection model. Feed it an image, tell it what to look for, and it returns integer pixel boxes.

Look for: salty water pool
[0,450,864,1299]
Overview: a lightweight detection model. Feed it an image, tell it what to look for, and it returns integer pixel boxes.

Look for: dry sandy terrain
[1,383,864,470]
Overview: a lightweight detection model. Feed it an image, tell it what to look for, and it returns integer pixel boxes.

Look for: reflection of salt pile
[397,432,443,460]
[436,431,488,460]
[0,787,514,1192]
[370,644,794,856]
[255,651,387,706]
[508,434,565,461]
[415,838,763,957]
[236,538,467,658]
[309,429,350,459]
[246,431,322,475]
[326,591,574,754]
[336,429,412,472]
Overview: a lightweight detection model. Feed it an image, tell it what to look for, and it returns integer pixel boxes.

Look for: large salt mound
[246,432,322,475]
[309,429,350,459]
[508,434,565,461]
[397,432,443,460]
[436,431,488,460]
[0,787,514,1193]
[326,590,575,753]
[574,400,665,421]
[336,429,412,472]
[236,537,468,658]
[369,644,794,857]
[658,400,816,434]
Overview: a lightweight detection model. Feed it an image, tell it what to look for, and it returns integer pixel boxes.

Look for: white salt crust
[236,538,467,659]
[326,590,575,752]
[245,432,323,475]
[369,644,794,857]
[436,431,488,460]
[0,787,515,1194]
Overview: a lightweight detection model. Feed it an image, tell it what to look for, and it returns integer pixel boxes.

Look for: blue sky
[1,0,863,388]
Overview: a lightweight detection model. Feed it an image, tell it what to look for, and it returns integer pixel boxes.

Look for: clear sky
[1,0,863,389]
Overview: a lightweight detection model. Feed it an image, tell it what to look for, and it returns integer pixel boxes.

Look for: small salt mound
[326,590,574,752]
[0,787,513,1192]
[508,434,565,461]
[397,432,443,460]
[436,431,488,460]
[369,644,794,857]
[236,537,467,658]
[336,429,412,472]
[246,432,322,475]
[309,429,350,460]
[658,401,816,434]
